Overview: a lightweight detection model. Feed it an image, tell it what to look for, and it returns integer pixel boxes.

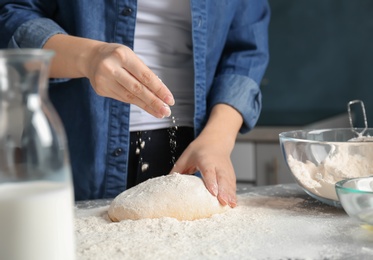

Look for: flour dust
[133,116,179,172]
[168,116,179,166]
[133,131,151,173]
[75,193,352,260]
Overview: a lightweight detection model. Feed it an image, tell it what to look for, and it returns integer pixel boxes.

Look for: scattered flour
[287,143,373,201]
[75,194,349,260]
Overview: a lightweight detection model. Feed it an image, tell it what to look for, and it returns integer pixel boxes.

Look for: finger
[170,155,196,175]
[216,169,237,208]
[101,80,164,118]
[121,52,175,106]
[200,166,219,199]
[115,68,172,118]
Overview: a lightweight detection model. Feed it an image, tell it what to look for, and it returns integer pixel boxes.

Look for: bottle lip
[0,49,55,60]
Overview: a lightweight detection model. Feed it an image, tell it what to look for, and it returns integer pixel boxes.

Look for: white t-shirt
[129,0,195,131]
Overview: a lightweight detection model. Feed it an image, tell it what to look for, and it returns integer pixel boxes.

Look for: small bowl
[279,128,373,207]
[336,177,373,225]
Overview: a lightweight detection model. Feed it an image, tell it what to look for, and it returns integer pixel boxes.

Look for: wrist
[77,40,106,78]
[44,34,105,78]
[200,104,243,148]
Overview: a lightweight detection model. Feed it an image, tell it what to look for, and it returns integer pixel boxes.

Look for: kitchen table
[75,184,373,260]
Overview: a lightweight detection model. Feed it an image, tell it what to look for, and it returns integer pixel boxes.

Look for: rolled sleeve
[9,17,66,49]
[208,74,261,133]
[206,0,269,134]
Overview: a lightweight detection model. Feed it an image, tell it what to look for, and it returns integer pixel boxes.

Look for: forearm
[44,33,174,118]
[43,34,104,79]
[199,104,243,151]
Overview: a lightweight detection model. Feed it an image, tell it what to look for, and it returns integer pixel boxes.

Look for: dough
[108,173,230,221]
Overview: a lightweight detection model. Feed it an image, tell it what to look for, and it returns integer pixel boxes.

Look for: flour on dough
[108,173,230,221]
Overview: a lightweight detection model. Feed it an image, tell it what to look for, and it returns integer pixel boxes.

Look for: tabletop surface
[74,184,373,260]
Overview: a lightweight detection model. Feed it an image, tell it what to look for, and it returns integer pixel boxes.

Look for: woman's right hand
[85,43,174,118]
[44,35,174,118]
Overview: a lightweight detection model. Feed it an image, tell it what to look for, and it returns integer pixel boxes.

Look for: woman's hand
[171,131,237,207]
[44,35,174,118]
[85,43,174,118]
[171,104,243,208]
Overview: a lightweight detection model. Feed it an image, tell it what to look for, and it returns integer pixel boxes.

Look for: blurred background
[259,0,373,126]
[233,0,373,188]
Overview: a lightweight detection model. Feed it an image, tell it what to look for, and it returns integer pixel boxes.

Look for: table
[75,184,373,260]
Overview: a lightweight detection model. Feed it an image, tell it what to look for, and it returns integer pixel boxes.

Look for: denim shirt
[0,0,270,200]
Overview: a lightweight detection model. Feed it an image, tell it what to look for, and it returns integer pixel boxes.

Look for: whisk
[347,100,373,142]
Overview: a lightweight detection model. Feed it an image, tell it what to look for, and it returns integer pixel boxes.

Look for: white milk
[0,181,75,260]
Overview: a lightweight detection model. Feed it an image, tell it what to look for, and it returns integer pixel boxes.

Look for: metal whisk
[347,100,373,142]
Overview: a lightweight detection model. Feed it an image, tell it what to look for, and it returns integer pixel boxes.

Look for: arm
[43,34,174,118]
[173,0,270,207]
[0,1,174,118]
[208,0,270,133]
[0,1,60,49]
[172,104,242,207]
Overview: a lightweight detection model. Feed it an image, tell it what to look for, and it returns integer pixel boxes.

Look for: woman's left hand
[171,104,243,208]
[171,133,237,207]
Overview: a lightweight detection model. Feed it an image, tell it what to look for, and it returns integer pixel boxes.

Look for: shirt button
[112,148,123,157]
[122,7,133,16]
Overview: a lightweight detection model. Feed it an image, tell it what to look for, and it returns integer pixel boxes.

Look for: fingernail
[228,197,237,208]
[210,184,218,197]
[219,189,233,206]
[157,76,175,106]
[219,195,229,206]
[165,95,175,106]
[161,104,172,117]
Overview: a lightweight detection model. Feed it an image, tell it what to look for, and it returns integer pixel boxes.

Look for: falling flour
[74,193,352,260]
[134,116,179,172]
[168,116,178,165]
[287,143,373,201]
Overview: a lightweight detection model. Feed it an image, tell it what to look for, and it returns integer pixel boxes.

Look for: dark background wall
[258,0,373,126]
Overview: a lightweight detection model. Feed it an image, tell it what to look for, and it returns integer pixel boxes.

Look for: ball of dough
[108,173,230,221]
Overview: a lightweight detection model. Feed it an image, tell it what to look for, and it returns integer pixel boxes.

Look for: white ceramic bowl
[279,128,373,207]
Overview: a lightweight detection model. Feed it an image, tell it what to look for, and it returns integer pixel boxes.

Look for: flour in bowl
[287,143,373,201]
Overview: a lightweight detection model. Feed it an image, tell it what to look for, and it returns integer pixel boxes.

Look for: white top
[129,0,195,131]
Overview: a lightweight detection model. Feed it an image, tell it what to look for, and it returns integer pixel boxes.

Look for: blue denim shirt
[0,0,270,200]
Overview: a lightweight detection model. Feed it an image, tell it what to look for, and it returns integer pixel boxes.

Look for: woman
[0,0,270,207]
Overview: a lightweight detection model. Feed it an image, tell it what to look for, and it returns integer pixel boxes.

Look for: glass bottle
[0,49,75,260]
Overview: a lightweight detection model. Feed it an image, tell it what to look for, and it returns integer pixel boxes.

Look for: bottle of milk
[0,49,75,260]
